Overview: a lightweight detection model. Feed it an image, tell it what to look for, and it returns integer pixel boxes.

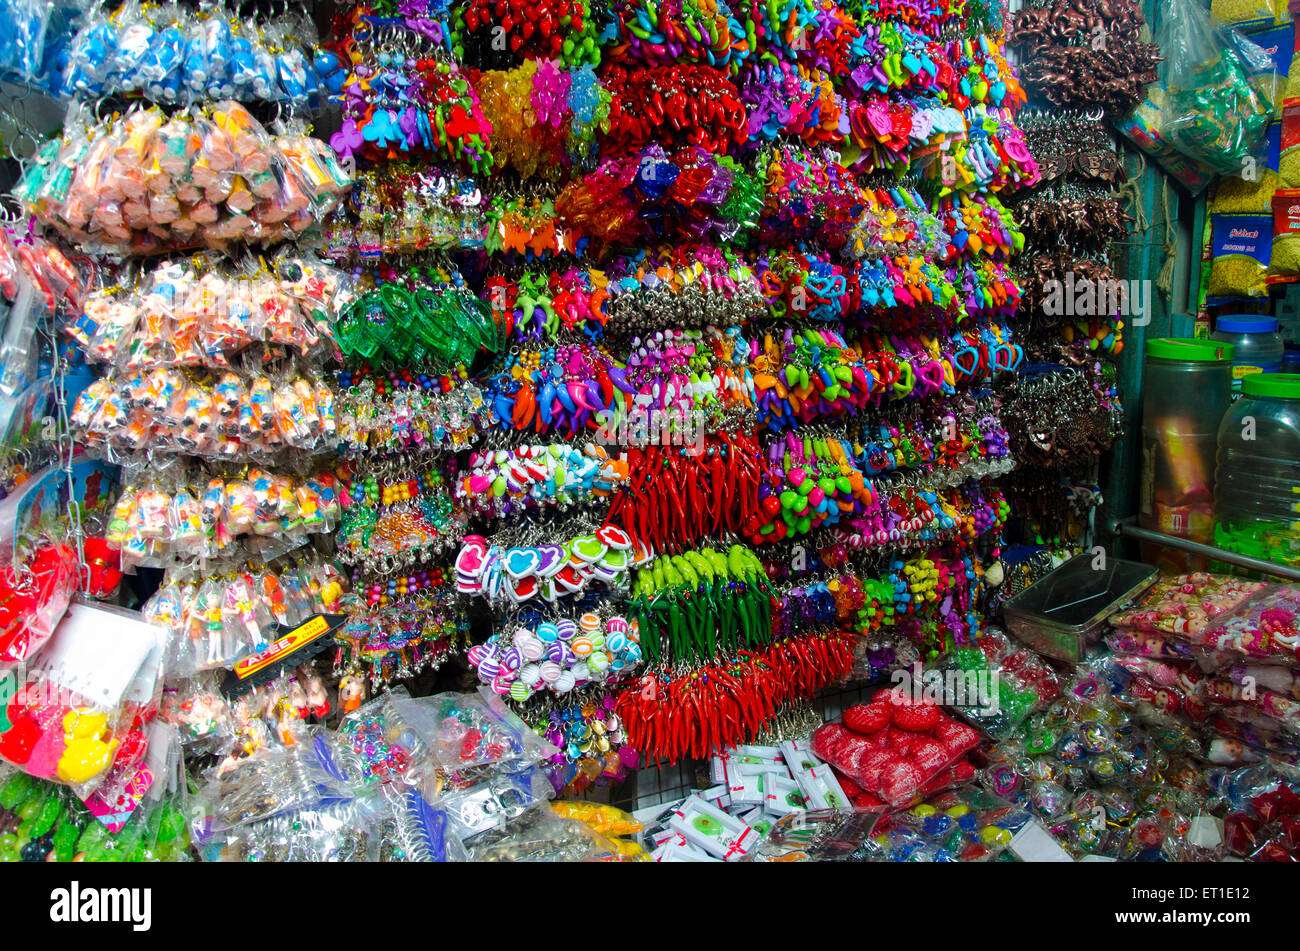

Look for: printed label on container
[1209,213,1274,303]
[1270,188,1300,282]
[1244,23,1292,76]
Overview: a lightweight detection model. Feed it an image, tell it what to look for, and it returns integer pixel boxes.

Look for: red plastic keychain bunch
[603,431,763,554]
[616,630,856,764]
[0,544,80,668]
[600,64,748,155]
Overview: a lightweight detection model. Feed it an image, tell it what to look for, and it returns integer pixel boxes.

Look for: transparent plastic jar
[1215,372,1300,568]
[1140,338,1234,572]
[1211,314,1284,397]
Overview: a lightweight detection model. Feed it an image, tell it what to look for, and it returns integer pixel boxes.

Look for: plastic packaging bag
[856,786,1035,862]
[810,686,982,808]
[934,628,1061,741]
[1196,582,1300,665]
[438,764,554,842]
[1108,572,1268,638]
[189,729,354,839]
[550,799,642,837]
[203,791,383,862]
[1151,0,1275,177]
[0,466,79,667]
[463,800,613,861]
[0,600,162,798]
[333,688,431,786]
[390,687,558,771]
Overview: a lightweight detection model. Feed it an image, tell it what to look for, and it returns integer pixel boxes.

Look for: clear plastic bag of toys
[0,227,80,317]
[202,790,386,862]
[1107,658,1212,727]
[0,476,81,669]
[17,100,351,253]
[0,765,194,862]
[1205,764,1300,860]
[550,801,648,860]
[1108,572,1269,641]
[979,689,1138,803]
[810,686,983,808]
[0,600,163,799]
[933,627,1061,741]
[436,762,556,843]
[158,672,235,751]
[234,667,330,750]
[333,688,432,787]
[0,0,50,82]
[189,728,355,840]
[145,550,346,678]
[73,364,337,461]
[1104,626,1200,663]
[1195,665,1300,738]
[744,808,883,862]
[107,462,340,569]
[1194,582,1300,666]
[366,782,467,862]
[391,687,559,772]
[855,787,1036,862]
[143,569,261,674]
[0,271,45,398]
[462,799,621,862]
[550,799,643,838]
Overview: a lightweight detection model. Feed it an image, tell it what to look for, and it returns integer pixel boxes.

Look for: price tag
[35,601,157,708]
[1010,820,1074,862]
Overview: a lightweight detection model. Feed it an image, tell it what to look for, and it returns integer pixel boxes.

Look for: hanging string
[1155,175,1178,302]
[1115,148,1150,237]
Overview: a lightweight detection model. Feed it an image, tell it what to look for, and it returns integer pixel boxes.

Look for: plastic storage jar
[1140,338,1234,571]
[1211,314,1284,397]
[1215,372,1300,568]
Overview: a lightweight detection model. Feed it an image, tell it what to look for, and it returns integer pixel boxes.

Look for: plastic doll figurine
[338,674,365,715]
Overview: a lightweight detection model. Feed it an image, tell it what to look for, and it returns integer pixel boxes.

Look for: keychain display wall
[994,0,1158,555]
[21,0,1300,871]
